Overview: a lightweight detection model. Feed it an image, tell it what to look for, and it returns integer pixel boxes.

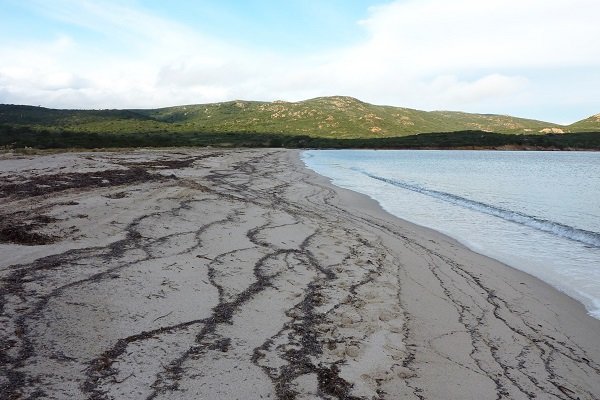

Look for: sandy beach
[1,148,599,400]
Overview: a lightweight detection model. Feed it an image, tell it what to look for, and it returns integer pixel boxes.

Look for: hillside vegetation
[2,96,598,137]
[1,96,598,149]
[136,97,564,137]
[568,113,600,132]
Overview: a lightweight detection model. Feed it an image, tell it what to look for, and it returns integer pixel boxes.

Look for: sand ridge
[0,149,599,399]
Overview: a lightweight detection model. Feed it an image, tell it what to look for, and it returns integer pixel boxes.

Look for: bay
[303,150,600,319]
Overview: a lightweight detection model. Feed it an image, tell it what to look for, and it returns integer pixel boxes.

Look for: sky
[0,0,599,124]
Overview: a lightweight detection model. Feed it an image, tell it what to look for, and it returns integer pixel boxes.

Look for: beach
[1,148,599,399]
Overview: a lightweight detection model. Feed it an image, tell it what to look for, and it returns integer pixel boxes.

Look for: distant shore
[1,149,599,399]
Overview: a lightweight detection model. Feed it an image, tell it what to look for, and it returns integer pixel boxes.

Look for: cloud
[358,0,600,70]
[426,74,529,105]
[0,0,598,122]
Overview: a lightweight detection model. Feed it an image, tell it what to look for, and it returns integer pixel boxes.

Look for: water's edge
[301,150,600,320]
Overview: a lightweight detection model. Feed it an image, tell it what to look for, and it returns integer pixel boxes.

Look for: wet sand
[1,148,599,399]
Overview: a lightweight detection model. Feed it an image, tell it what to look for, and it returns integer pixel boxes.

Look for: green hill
[3,96,595,138]
[1,97,599,150]
[0,104,162,134]
[569,113,600,132]
[134,96,565,138]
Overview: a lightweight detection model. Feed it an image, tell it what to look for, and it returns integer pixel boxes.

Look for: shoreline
[1,148,599,399]
[300,149,600,320]
[298,150,599,320]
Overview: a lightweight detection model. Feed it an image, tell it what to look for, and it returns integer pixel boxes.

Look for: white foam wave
[356,168,600,248]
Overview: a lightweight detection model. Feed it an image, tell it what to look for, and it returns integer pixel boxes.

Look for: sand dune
[1,149,599,399]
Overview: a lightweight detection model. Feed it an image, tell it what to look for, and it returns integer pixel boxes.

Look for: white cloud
[0,0,598,122]
[426,74,529,105]
[358,0,600,70]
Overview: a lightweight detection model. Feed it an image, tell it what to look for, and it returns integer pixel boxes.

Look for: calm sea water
[303,150,600,319]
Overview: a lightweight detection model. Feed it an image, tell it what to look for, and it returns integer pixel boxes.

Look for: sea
[302,150,600,319]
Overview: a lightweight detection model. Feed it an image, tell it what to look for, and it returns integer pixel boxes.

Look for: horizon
[1,1,599,125]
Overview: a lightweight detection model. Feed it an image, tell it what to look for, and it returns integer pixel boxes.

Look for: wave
[354,168,600,248]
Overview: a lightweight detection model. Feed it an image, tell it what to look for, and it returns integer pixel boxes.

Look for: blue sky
[0,0,599,124]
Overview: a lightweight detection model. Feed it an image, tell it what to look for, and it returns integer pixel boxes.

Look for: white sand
[1,149,599,399]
